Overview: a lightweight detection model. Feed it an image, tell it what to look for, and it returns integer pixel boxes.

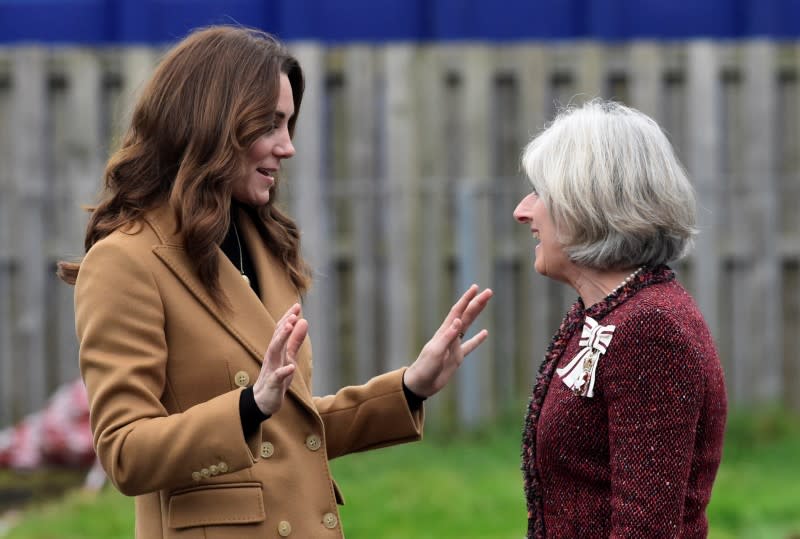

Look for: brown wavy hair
[57,26,311,305]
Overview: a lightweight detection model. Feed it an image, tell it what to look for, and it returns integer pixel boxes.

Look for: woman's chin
[533,258,546,277]
[236,192,270,207]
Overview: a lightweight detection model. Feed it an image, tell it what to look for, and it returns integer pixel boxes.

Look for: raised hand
[403,285,493,398]
[252,303,308,416]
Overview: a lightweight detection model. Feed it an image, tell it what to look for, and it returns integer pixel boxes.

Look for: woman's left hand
[404,285,493,398]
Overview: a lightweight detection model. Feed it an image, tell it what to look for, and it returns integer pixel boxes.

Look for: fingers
[265,314,297,365]
[436,286,492,341]
[270,363,296,385]
[276,303,301,329]
[285,318,309,362]
[459,288,493,330]
[460,329,489,357]
[437,285,479,336]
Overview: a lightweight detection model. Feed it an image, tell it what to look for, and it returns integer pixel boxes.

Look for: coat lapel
[145,205,316,413]
[238,210,314,398]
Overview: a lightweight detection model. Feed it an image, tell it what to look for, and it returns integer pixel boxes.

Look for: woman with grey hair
[514,100,727,538]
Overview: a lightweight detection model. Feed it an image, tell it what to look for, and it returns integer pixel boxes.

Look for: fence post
[383,45,419,372]
[414,46,453,429]
[0,49,14,426]
[345,46,380,383]
[53,49,103,386]
[742,40,782,403]
[11,46,48,415]
[686,41,722,346]
[455,46,494,428]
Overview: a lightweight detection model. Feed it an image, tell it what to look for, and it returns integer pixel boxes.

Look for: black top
[219,204,261,299]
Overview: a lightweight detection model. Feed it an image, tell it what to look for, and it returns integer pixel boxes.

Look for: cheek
[247,138,269,163]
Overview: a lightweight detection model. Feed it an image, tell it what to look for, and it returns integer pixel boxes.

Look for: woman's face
[232,73,296,207]
[513,191,572,281]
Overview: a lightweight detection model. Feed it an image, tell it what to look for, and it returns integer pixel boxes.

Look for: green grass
[2,410,799,539]
[706,410,800,539]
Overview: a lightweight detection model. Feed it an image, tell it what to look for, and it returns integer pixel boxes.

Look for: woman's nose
[276,136,295,159]
[513,199,530,223]
[273,126,294,159]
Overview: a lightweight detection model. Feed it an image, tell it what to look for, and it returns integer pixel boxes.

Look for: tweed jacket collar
[520,265,675,539]
[142,203,316,412]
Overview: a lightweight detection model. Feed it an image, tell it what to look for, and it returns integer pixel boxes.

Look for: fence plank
[781,45,800,411]
[52,49,103,386]
[491,47,521,412]
[414,46,453,429]
[384,45,418,372]
[344,46,380,384]
[686,41,722,346]
[574,41,607,102]
[0,50,14,425]
[11,47,49,414]
[629,42,663,124]
[455,46,494,427]
[416,45,449,338]
[742,40,782,403]
[114,47,159,147]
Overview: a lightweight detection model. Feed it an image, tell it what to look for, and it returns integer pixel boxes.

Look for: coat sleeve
[75,237,260,496]
[602,309,705,538]
[313,368,424,460]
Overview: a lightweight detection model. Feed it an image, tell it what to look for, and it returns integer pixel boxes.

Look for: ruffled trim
[520,265,674,538]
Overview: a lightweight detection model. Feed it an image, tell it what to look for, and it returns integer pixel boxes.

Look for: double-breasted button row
[262,434,319,455]
[305,434,321,451]
[275,513,336,536]
[234,370,250,387]
[262,435,318,459]
[191,461,228,482]
[322,512,338,529]
[278,520,292,536]
[260,442,274,458]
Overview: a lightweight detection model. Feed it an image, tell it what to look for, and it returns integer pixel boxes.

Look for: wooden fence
[0,41,798,431]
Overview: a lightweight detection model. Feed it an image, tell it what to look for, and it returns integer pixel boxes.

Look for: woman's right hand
[252,303,308,416]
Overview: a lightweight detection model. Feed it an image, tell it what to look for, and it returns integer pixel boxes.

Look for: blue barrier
[1,0,799,44]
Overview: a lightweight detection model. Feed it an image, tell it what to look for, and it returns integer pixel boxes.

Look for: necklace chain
[607,266,644,298]
[231,220,251,285]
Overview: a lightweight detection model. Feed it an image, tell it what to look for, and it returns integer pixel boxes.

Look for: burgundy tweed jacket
[522,266,727,538]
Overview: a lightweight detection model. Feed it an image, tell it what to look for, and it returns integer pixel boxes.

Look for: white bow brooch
[556,316,615,397]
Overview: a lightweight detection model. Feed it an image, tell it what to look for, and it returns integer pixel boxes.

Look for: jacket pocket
[168,482,265,529]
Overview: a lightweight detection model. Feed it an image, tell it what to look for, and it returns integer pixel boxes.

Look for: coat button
[278,520,292,536]
[234,371,250,387]
[305,434,321,451]
[209,464,219,476]
[218,461,228,473]
[322,512,338,529]
[191,471,201,482]
[200,468,211,478]
[260,442,275,458]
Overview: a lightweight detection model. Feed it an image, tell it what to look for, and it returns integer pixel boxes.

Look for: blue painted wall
[1,0,799,44]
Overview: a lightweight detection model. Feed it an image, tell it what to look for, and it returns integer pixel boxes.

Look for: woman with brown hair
[59,26,492,538]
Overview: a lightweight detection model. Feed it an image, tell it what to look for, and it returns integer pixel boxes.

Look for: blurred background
[0,1,799,538]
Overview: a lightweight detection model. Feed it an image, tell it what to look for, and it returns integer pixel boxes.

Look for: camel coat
[74,204,424,538]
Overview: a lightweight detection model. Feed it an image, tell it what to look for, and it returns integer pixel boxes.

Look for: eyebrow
[274,110,294,121]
